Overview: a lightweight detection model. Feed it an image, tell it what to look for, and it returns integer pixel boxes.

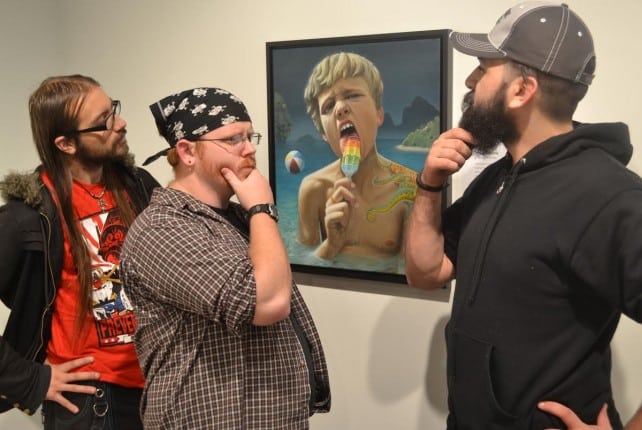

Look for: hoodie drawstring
[467,158,526,304]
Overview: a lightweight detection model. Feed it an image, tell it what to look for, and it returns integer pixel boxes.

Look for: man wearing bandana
[120,87,331,429]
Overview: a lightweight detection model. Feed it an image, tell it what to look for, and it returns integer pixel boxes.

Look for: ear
[174,139,197,165]
[54,135,77,155]
[376,108,384,127]
[507,75,538,109]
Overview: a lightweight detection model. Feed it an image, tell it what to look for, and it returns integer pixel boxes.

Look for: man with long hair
[0,75,159,428]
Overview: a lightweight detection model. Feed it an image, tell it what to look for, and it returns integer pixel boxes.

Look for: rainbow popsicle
[341,136,361,180]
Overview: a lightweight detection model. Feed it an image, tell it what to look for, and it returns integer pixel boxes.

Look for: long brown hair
[29,75,138,332]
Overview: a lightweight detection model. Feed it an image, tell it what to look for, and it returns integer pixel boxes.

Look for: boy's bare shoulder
[300,161,341,189]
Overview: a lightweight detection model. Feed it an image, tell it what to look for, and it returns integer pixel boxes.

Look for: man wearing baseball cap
[405,2,642,429]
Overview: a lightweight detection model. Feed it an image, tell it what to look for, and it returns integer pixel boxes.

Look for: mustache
[461,91,474,113]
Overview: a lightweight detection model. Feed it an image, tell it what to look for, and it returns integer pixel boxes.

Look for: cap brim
[450,32,506,59]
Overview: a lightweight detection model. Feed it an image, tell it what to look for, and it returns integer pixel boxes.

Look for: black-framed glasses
[66,100,121,136]
[196,132,262,151]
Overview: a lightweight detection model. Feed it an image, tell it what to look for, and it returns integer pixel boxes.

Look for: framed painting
[266,30,452,284]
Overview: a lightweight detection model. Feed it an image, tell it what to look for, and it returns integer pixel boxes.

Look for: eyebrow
[88,99,114,123]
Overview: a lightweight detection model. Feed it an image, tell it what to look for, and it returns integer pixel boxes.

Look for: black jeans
[42,381,143,430]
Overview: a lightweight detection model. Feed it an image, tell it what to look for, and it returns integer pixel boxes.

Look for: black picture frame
[266,30,452,285]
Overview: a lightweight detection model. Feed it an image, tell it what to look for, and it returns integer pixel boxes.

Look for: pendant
[98,198,107,213]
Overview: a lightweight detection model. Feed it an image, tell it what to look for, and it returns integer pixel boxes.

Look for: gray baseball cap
[450,1,595,86]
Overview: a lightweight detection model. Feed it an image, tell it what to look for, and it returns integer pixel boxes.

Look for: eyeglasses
[196,132,261,151]
[66,100,121,136]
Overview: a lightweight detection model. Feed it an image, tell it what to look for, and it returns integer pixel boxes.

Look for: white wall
[1,0,640,428]
[0,1,62,175]
[0,1,61,426]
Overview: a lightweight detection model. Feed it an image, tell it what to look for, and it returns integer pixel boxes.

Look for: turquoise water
[273,137,427,275]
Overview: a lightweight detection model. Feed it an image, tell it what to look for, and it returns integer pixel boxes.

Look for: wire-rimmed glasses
[196,132,261,152]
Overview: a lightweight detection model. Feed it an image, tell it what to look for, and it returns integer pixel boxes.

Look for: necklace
[76,182,108,212]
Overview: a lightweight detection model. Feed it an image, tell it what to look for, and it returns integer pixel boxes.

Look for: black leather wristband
[416,170,447,192]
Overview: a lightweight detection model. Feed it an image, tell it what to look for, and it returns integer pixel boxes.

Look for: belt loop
[92,386,109,418]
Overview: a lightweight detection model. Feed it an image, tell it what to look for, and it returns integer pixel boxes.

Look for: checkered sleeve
[122,202,256,336]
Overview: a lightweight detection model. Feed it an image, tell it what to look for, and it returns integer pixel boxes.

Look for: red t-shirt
[42,173,144,388]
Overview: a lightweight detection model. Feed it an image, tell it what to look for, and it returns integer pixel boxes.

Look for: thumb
[596,403,611,428]
[220,167,239,186]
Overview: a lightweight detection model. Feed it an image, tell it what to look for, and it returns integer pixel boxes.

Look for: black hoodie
[442,122,642,429]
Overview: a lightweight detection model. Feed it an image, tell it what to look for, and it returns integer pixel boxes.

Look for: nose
[334,99,350,118]
[465,67,481,90]
[114,115,127,132]
[241,138,257,156]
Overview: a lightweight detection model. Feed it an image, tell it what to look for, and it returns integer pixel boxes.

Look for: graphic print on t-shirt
[79,209,137,347]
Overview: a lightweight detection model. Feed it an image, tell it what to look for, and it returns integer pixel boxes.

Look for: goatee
[458,85,518,155]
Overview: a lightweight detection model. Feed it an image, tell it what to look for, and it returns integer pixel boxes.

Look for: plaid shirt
[121,188,330,429]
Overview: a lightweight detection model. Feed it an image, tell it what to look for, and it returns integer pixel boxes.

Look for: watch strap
[247,203,278,222]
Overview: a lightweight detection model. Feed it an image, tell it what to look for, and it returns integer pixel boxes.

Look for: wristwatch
[247,203,279,222]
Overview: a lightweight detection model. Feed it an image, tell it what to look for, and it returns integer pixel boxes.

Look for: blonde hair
[304,52,383,133]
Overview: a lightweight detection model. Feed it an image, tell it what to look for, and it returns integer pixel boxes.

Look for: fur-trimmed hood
[0,154,140,209]
[0,170,43,208]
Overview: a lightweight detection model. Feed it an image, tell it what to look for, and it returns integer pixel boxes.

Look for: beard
[458,84,519,155]
[75,135,130,167]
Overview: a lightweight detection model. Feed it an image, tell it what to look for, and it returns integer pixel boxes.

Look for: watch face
[268,204,279,221]
[249,203,278,222]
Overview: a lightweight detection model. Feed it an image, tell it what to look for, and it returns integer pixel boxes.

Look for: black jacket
[0,336,50,415]
[0,164,158,414]
[442,122,642,429]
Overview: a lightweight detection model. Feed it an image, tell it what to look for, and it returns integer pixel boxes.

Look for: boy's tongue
[340,130,359,153]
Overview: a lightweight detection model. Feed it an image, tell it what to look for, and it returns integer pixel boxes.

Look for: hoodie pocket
[448,327,517,428]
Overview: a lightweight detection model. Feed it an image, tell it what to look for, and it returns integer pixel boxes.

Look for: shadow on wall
[424,315,449,412]
[367,300,449,413]
[610,316,640,421]
[611,345,627,416]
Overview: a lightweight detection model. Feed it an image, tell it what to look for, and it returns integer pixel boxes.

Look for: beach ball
[284,150,304,174]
